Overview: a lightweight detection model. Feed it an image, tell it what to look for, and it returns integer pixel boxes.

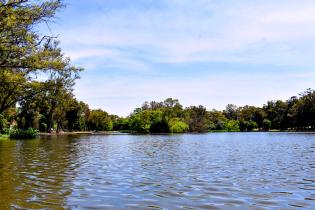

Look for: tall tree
[0,0,82,115]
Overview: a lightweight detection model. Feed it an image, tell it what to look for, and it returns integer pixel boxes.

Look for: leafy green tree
[263,100,288,130]
[224,104,238,120]
[129,110,152,133]
[263,119,271,131]
[208,110,228,130]
[243,121,258,131]
[224,120,240,132]
[0,0,82,116]
[169,118,189,133]
[87,109,113,131]
[185,105,208,132]
[113,117,130,131]
[238,106,265,130]
[149,110,169,133]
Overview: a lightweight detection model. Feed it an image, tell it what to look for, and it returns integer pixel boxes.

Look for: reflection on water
[0,133,315,209]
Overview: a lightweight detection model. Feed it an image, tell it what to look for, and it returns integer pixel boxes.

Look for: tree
[87,109,113,131]
[224,120,240,132]
[113,117,130,131]
[0,0,82,116]
[149,110,169,133]
[263,100,288,130]
[238,106,265,130]
[169,118,189,133]
[185,105,208,132]
[263,119,271,131]
[129,110,152,133]
[208,110,228,130]
[224,104,238,120]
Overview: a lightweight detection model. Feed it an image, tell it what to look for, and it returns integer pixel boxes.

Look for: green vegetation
[0,134,9,140]
[9,128,38,139]
[1,1,315,136]
[112,91,315,133]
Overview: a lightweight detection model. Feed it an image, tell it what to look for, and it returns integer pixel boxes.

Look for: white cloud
[51,0,315,115]
[74,70,315,116]
[66,48,119,60]
[57,0,315,66]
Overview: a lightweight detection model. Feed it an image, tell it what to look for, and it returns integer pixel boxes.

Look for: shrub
[9,128,38,139]
[1,128,11,135]
[169,119,189,133]
[263,119,272,131]
[224,120,240,132]
[245,121,258,131]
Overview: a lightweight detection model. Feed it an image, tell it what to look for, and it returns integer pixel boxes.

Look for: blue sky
[48,0,315,116]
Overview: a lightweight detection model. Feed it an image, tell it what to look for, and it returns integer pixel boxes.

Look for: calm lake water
[0,133,315,209]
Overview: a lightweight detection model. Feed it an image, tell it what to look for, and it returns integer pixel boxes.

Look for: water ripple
[0,133,314,209]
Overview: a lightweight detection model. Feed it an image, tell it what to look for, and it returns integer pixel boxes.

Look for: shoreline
[38,131,130,137]
[2,130,315,140]
[40,130,315,136]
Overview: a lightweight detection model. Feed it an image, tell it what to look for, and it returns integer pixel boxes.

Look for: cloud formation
[49,0,315,115]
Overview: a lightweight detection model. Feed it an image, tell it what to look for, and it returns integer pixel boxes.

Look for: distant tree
[263,119,271,131]
[224,104,238,120]
[149,110,169,133]
[207,110,228,130]
[113,117,130,131]
[263,100,288,130]
[87,109,113,131]
[238,106,265,130]
[129,110,152,133]
[224,120,240,132]
[185,106,208,132]
[169,118,189,133]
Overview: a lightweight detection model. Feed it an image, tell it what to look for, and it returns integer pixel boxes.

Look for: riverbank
[0,134,9,140]
[38,131,129,137]
[3,130,315,140]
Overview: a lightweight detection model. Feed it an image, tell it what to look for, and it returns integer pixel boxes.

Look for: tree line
[2,87,315,134]
[1,0,315,135]
[113,90,315,133]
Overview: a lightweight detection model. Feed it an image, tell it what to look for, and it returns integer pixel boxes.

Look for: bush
[9,128,38,139]
[169,119,189,133]
[263,119,272,131]
[245,121,258,131]
[240,120,258,132]
[224,120,240,132]
[1,128,11,135]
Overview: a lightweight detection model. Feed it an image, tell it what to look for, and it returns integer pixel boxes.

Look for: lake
[0,133,314,209]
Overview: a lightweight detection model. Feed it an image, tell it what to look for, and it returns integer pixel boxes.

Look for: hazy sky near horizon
[48,0,315,116]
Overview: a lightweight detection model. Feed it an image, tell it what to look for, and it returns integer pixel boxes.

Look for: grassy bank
[0,134,9,140]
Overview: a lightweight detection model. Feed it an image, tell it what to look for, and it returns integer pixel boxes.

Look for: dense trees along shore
[1,1,315,138]
[2,89,315,136]
[113,91,315,133]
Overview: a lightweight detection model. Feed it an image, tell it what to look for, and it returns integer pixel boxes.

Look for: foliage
[208,110,228,130]
[0,0,82,114]
[129,110,152,133]
[263,119,271,131]
[224,120,240,132]
[169,119,189,133]
[240,121,258,132]
[185,106,208,132]
[87,109,113,131]
[0,114,9,131]
[1,1,315,136]
[9,128,38,139]
[113,118,130,131]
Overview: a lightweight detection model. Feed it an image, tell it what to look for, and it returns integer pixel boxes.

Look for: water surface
[0,133,315,209]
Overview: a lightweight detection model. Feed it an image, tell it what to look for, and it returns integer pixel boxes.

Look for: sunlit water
[0,133,315,209]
